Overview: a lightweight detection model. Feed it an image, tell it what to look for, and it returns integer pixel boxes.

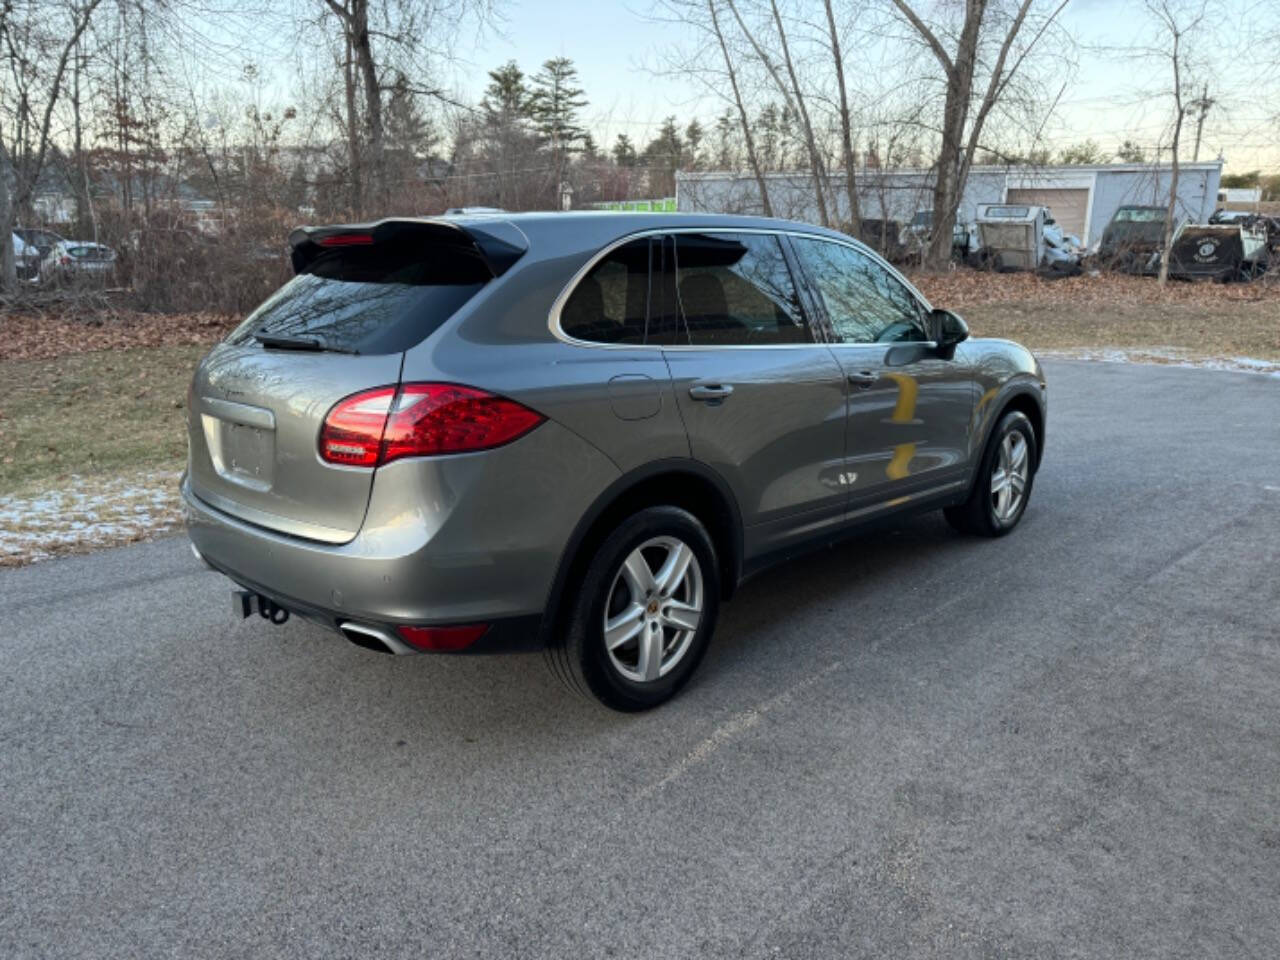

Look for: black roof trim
[288,217,529,277]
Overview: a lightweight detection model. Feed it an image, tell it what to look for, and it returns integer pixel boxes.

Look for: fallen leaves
[907,268,1280,311]
[0,309,237,362]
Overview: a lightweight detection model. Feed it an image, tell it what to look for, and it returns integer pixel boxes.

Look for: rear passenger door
[656,231,849,557]
[788,235,974,507]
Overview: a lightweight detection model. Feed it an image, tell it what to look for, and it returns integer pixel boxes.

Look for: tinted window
[671,232,808,346]
[791,237,927,345]
[560,238,651,344]
[983,205,1031,219]
[1114,207,1165,223]
[231,244,489,355]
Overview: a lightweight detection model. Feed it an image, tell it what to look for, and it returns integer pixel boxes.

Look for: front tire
[945,410,1037,537]
[555,506,720,711]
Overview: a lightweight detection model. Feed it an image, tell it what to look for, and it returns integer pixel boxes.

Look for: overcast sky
[437,0,1276,173]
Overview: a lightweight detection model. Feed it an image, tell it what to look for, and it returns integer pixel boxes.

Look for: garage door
[1006,188,1089,240]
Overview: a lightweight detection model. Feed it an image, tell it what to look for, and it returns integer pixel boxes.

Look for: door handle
[847,371,879,388]
[689,383,734,401]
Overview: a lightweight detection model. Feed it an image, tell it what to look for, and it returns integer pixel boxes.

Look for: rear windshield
[231,244,490,355]
[982,206,1030,219]
[1114,207,1165,223]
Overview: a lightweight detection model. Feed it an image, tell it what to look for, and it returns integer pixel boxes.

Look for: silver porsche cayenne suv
[184,212,1047,710]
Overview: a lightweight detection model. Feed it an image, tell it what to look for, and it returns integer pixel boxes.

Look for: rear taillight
[319,383,544,467]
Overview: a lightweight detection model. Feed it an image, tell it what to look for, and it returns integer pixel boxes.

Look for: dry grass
[909,270,1280,361]
[0,344,205,494]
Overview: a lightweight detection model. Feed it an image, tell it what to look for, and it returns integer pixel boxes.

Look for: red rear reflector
[319,383,544,467]
[396,623,489,651]
[318,233,374,247]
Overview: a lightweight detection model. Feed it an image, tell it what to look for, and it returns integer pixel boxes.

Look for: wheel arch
[538,459,744,650]
[998,389,1046,469]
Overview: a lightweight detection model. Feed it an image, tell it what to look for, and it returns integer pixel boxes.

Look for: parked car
[974,203,1080,271]
[14,226,67,261]
[40,241,117,283]
[1097,205,1187,274]
[1167,222,1270,281]
[10,232,41,281]
[903,210,975,261]
[185,213,1047,710]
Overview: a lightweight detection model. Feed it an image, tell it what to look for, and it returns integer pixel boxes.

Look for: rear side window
[670,232,809,346]
[234,244,490,355]
[560,238,651,344]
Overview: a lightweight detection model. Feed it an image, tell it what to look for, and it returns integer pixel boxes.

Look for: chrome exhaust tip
[338,622,417,656]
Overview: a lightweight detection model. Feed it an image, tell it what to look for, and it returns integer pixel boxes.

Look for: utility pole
[1190,85,1214,162]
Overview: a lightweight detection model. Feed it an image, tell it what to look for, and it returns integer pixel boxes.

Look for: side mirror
[931,308,969,353]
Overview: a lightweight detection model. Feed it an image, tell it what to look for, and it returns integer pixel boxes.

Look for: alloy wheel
[602,536,704,683]
[990,431,1029,523]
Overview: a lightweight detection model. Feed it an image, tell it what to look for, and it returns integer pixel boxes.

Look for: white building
[1218,186,1262,205]
[677,161,1224,248]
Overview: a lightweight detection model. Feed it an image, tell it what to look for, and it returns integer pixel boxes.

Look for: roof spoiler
[288,217,528,277]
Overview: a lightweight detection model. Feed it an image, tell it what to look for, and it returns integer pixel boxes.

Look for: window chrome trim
[546,225,935,351]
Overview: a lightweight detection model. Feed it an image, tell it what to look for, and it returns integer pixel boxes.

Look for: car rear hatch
[186,217,527,543]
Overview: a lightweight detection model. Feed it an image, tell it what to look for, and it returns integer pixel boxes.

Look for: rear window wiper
[252,330,358,354]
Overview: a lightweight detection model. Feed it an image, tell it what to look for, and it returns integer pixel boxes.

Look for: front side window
[560,238,651,344]
[669,232,809,346]
[790,237,927,345]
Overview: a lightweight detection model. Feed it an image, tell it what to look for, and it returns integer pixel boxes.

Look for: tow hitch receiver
[234,589,290,625]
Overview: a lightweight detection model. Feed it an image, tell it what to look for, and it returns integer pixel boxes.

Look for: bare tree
[725,0,831,225]
[1145,0,1209,286]
[315,0,494,214]
[707,0,772,215]
[890,0,1069,267]
[823,0,859,233]
[0,0,106,291]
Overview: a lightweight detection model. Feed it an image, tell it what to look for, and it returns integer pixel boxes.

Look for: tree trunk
[343,30,363,213]
[823,0,859,234]
[1158,32,1185,288]
[767,0,829,226]
[924,3,984,269]
[707,0,772,217]
[350,0,385,212]
[0,148,17,291]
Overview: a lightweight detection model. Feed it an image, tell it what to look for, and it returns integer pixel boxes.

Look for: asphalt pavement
[2,359,1278,959]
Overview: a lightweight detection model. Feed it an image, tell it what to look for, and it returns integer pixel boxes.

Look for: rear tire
[553,506,720,711]
[945,410,1037,537]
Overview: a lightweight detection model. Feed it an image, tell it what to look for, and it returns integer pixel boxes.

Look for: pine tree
[643,117,683,197]
[612,133,637,168]
[531,57,588,201]
[481,61,538,209]
[482,61,534,124]
[684,119,705,171]
[530,57,588,153]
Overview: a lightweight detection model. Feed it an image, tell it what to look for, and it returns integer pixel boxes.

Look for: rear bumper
[190,533,542,654]
[182,416,618,650]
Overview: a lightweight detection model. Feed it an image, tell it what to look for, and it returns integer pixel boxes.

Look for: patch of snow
[1037,347,1280,377]
[0,470,184,566]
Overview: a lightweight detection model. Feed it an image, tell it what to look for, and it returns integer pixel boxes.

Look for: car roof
[438,210,856,257]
